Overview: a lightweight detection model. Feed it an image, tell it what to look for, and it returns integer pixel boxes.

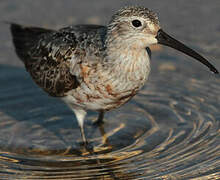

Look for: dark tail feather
[10,23,53,61]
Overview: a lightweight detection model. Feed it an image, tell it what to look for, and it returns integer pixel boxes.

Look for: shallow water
[0,0,220,179]
[0,57,219,179]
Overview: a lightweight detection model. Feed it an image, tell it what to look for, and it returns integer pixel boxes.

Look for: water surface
[0,0,220,179]
[0,57,219,179]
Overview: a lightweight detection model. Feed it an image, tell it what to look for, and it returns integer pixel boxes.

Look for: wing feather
[10,23,107,97]
[11,23,80,96]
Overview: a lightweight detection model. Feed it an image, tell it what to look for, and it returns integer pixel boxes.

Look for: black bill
[156,29,219,74]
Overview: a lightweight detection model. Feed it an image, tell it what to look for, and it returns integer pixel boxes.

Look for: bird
[10,6,219,145]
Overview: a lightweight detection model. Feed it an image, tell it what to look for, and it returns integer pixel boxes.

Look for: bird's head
[107,6,218,74]
[107,6,160,48]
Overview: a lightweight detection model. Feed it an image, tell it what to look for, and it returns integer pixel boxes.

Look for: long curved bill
[156,29,219,74]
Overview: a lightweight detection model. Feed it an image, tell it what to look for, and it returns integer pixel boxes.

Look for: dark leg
[93,110,105,125]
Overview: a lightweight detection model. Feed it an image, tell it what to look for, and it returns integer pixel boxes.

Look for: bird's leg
[72,107,88,144]
[93,110,105,125]
[98,121,109,146]
[62,98,88,144]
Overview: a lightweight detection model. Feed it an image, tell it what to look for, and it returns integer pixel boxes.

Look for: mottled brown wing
[10,23,80,97]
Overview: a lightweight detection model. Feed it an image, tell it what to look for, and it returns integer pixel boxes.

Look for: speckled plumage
[110,6,159,25]
[10,6,218,144]
[11,7,157,111]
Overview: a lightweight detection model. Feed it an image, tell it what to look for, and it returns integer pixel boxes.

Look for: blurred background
[0,0,220,68]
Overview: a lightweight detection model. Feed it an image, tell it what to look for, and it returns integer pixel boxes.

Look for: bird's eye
[131,20,142,28]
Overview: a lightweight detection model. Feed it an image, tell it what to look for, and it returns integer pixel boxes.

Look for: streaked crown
[110,6,159,25]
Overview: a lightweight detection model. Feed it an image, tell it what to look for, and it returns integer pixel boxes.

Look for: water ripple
[0,64,219,179]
